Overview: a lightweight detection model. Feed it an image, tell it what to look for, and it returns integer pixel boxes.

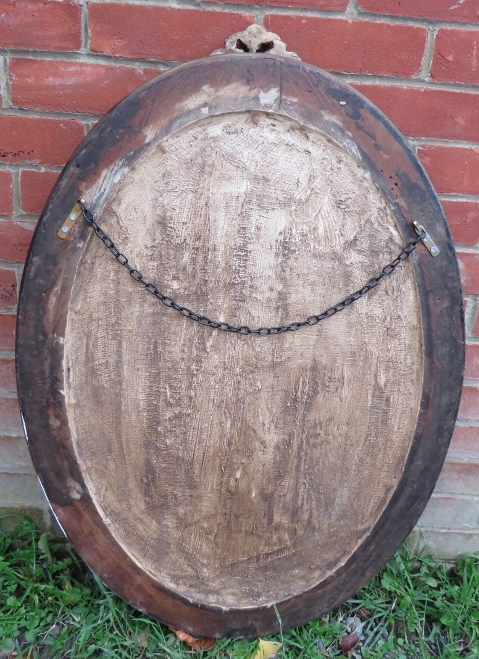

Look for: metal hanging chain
[78,200,430,336]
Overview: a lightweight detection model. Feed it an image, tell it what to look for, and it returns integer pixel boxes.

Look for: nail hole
[236,39,250,52]
[256,41,274,53]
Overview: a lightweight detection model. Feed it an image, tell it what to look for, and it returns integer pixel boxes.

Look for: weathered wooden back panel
[17,55,463,636]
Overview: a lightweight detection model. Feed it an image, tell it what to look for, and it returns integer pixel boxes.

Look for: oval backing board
[17,53,464,637]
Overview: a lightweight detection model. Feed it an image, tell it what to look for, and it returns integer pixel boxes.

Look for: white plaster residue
[259,87,280,109]
[178,81,254,114]
[320,112,362,162]
[143,124,161,143]
[450,0,466,9]
[178,84,215,112]
[332,127,363,163]
[90,160,129,215]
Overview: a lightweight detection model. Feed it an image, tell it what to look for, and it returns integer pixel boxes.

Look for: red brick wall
[1,0,478,554]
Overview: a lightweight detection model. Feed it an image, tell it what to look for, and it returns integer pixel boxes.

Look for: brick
[431,29,479,85]
[358,0,479,23]
[0,171,12,216]
[20,170,59,215]
[448,425,479,460]
[441,201,479,246]
[0,269,17,308]
[205,0,346,8]
[0,116,84,166]
[0,436,34,474]
[0,0,81,51]
[436,461,479,496]
[0,315,16,351]
[0,221,34,263]
[89,4,254,62]
[409,527,479,559]
[264,15,427,77]
[0,473,47,507]
[11,59,160,115]
[0,397,22,434]
[465,344,479,381]
[458,253,479,295]
[418,145,479,195]
[353,84,479,142]
[419,494,479,528]
[473,307,479,337]
[458,385,479,422]
[0,359,16,395]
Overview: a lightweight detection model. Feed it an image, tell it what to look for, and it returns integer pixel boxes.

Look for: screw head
[431,246,437,253]
[69,213,76,220]
[61,226,69,233]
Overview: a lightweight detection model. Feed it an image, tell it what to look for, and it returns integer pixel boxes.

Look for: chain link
[79,201,421,336]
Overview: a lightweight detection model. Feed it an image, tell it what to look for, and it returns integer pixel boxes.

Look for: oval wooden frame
[17,54,464,638]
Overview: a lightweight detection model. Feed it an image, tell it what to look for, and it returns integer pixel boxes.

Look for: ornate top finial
[211,24,300,60]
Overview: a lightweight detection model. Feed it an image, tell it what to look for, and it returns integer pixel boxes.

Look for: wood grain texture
[16,55,464,636]
[65,113,423,607]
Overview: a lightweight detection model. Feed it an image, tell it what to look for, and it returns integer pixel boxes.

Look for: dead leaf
[169,627,215,652]
[358,607,371,620]
[251,638,282,659]
[137,631,149,647]
[345,615,361,634]
[340,632,359,656]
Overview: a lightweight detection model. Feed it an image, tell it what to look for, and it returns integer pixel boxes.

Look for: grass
[0,517,478,658]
